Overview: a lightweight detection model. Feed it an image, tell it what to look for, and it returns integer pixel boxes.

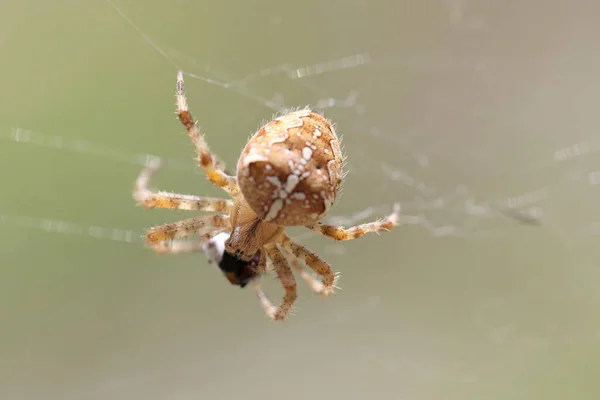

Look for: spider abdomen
[237,109,344,226]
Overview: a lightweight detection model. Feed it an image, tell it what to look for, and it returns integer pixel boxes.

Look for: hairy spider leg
[305,203,400,241]
[134,155,233,213]
[176,71,239,197]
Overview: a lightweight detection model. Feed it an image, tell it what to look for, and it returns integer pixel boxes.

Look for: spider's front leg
[253,245,297,321]
[280,235,339,297]
[305,203,400,241]
[134,156,233,213]
[175,71,239,197]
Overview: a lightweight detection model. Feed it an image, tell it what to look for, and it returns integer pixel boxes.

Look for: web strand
[3,1,599,247]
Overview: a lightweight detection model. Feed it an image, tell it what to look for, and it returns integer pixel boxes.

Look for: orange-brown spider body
[133,71,400,321]
[225,109,343,260]
[238,110,343,226]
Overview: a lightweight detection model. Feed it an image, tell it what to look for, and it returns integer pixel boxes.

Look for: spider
[133,71,400,321]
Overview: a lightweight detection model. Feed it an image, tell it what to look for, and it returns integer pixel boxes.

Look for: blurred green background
[2,1,600,399]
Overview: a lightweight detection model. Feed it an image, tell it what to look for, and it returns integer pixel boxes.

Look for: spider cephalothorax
[133,71,400,321]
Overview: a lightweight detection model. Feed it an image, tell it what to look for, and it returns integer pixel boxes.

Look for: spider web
[2,2,596,244]
[2,1,600,399]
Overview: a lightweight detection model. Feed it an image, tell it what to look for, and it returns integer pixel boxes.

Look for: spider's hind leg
[133,156,233,213]
[305,203,400,241]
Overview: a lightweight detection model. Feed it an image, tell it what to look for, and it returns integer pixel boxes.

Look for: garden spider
[133,71,400,321]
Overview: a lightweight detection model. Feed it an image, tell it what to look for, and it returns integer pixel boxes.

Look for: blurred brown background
[2,1,600,399]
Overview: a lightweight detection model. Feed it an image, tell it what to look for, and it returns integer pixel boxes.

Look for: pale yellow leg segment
[245,256,270,310]
[305,203,401,241]
[176,71,239,197]
[252,280,276,319]
[149,230,226,254]
[254,245,298,321]
[145,214,229,244]
[134,156,233,212]
[279,244,334,296]
[279,235,339,297]
[253,251,269,274]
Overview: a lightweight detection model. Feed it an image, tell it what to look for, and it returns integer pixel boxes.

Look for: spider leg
[253,245,297,321]
[176,71,239,197]
[149,230,227,254]
[279,235,339,297]
[254,250,269,274]
[145,214,229,246]
[304,203,400,241]
[277,243,333,296]
[134,156,233,213]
